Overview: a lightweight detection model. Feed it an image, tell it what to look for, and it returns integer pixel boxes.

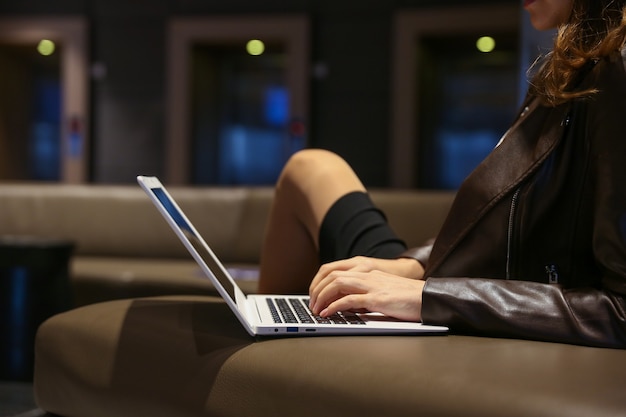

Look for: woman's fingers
[311,273,368,314]
[319,293,370,317]
[309,257,370,305]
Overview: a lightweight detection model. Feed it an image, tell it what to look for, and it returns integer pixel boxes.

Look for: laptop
[137,175,448,337]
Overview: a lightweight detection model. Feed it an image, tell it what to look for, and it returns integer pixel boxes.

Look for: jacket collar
[425,98,572,275]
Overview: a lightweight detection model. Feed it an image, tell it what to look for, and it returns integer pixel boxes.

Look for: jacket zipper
[506,188,521,280]
[545,264,559,284]
[504,112,571,283]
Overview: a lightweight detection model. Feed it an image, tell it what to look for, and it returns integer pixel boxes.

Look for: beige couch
[0,183,453,306]
[2,183,625,417]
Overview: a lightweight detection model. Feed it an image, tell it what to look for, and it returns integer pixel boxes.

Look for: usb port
[286,327,298,333]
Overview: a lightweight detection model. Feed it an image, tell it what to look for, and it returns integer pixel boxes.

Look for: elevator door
[0,17,89,183]
[0,42,62,180]
[166,16,309,185]
[190,42,303,185]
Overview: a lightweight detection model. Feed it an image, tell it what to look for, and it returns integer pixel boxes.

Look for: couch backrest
[0,184,454,263]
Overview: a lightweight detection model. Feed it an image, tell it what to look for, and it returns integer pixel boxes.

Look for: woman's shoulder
[608,45,626,75]
[590,47,626,96]
[577,47,626,128]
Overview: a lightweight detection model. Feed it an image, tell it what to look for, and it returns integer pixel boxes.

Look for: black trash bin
[0,235,74,381]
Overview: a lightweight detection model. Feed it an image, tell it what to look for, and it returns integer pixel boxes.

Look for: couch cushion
[370,189,453,248]
[35,296,626,417]
[71,256,259,306]
[0,184,268,262]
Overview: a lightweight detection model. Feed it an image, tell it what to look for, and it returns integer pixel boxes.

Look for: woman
[259,0,626,348]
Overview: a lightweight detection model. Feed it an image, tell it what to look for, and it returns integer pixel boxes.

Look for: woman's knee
[279,148,364,209]
[280,149,353,188]
[284,149,340,174]
[273,148,366,239]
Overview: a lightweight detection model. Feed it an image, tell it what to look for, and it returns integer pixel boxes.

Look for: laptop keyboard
[267,297,365,325]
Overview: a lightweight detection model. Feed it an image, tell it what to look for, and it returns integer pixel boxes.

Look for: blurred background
[0,0,554,189]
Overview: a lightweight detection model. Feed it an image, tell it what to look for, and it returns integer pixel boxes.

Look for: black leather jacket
[403,48,626,348]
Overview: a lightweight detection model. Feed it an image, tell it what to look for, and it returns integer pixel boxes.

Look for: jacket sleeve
[421,277,626,348]
[397,244,433,269]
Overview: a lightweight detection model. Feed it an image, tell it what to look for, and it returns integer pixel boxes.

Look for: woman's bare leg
[258,149,366,294]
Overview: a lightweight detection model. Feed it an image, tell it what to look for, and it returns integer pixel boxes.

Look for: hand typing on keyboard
[308,256,425,323]
[267,298,365,325]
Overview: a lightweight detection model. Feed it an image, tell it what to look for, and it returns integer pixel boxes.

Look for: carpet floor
[0,381,44,417]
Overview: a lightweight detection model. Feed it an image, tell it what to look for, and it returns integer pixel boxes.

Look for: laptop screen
[150,187,237,302]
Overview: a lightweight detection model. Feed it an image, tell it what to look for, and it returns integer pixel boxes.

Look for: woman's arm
[421,277,626,348]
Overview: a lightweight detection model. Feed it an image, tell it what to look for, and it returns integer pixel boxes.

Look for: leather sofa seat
[35,295,626,417]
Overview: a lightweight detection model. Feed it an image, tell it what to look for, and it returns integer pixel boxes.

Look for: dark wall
[0,0,518,186]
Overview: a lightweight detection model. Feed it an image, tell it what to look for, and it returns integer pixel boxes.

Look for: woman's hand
[308,256,426,322]
[310,256,424,292]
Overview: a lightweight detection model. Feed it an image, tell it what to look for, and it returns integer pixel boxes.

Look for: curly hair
[529,0,626,106]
